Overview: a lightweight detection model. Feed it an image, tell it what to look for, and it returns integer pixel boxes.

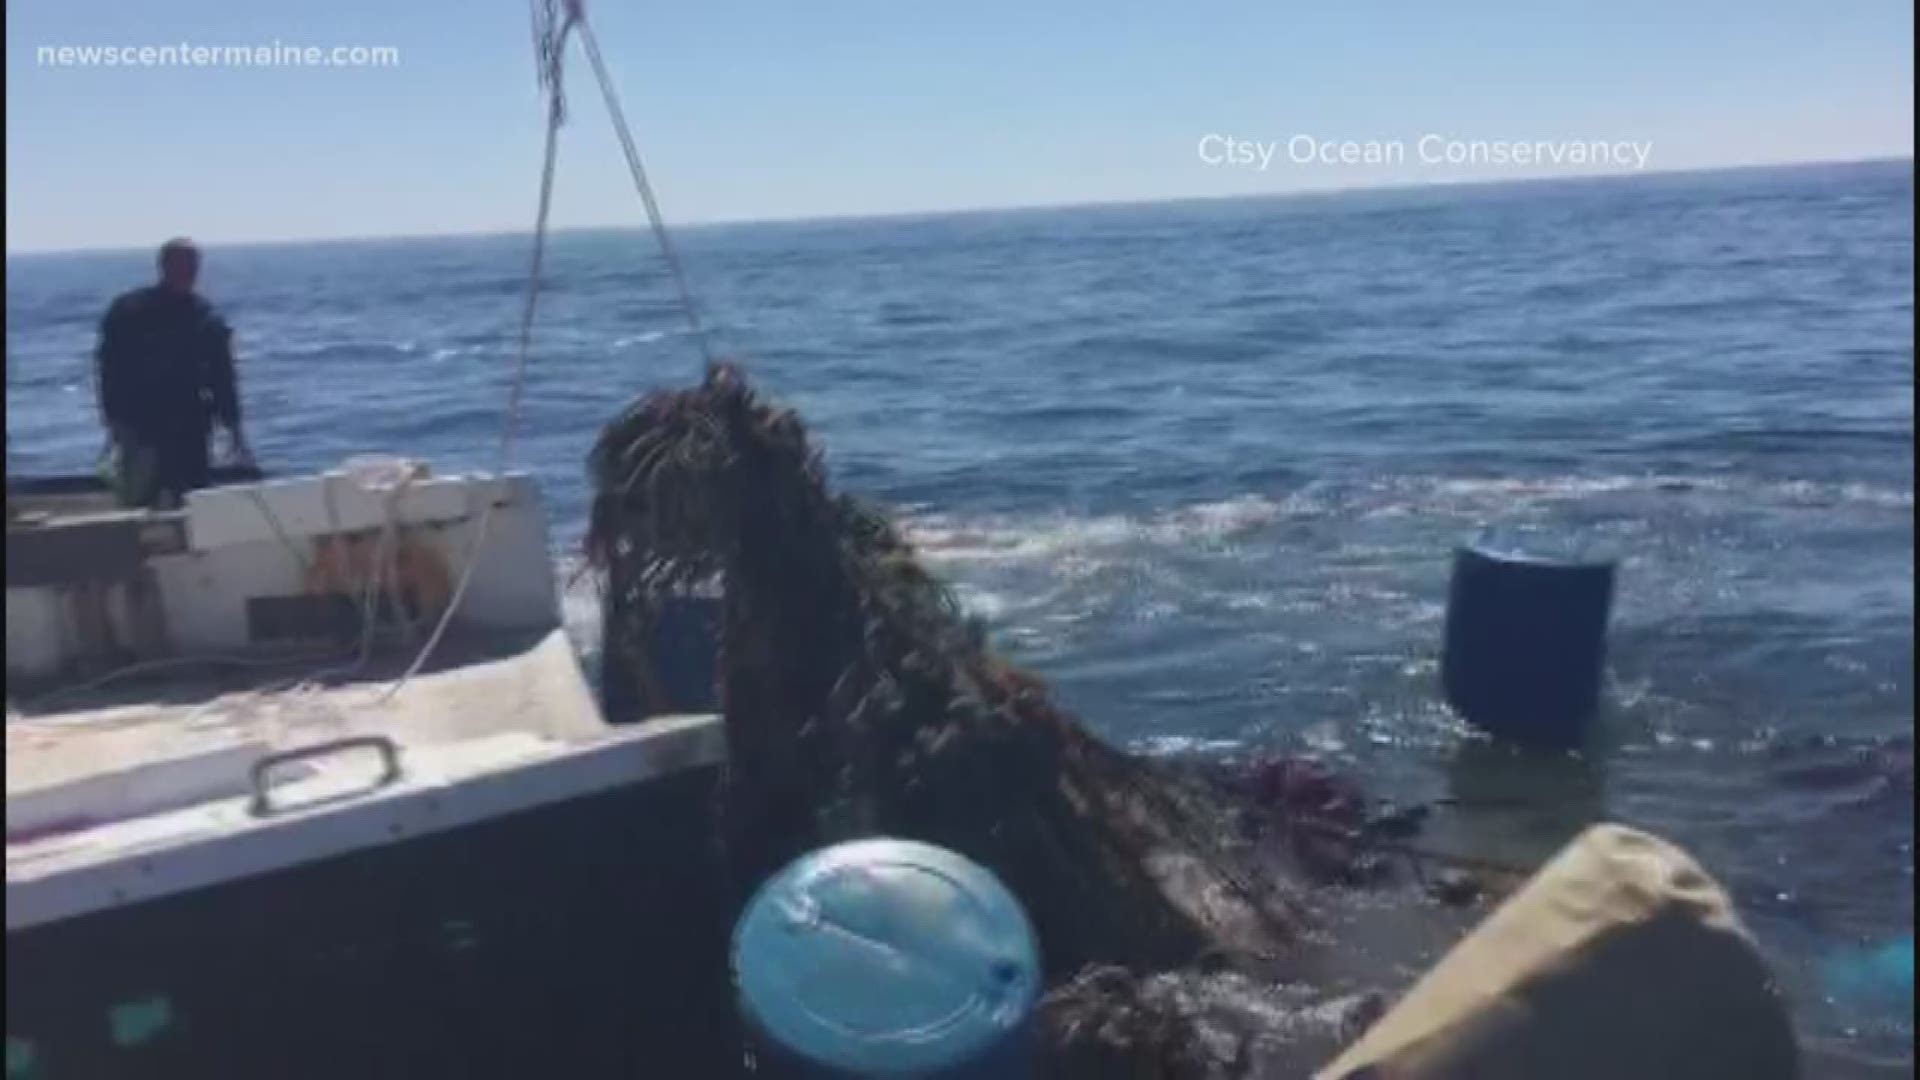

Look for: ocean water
[7,160,1913,1072]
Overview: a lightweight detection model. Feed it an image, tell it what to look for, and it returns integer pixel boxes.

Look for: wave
[1131,734,1246,757]
[611,329,682,349]
[905,493,1288,566]
[876,305,951,329]
[428,343,498,362]
[1650,426,1915,457]
[904,474,1911,573]
[268,340,424,364]
[1381,474,1913,511]
[275,330,697,367]
[891,471,1909,657]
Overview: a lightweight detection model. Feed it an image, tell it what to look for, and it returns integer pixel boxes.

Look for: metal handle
[249,735,403,817]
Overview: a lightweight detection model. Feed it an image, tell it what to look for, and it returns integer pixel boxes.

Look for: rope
[9,650,342,716]
[1103,762,1534,950]
[374,23,570,703]
[246,488,315,577]
[575,12,715,364]
[355,0,711,706]
[1279,814,1534,883]
[496,92,565,472]
[386,0,718,702]
[1114,767,1312,931]
[530,0,578,126]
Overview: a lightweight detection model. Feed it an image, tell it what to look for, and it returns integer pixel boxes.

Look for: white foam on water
[611,329,673,348]
[901,491,1469,653]
[904,493,1289,568]
[428,343,493,362]
[900,473,1912,586]
[1429,475,1669,498]
[949,583,1013,621]
[1388,473,1911,512]
[1145,493,1286,544]
[1781,480,1914,509]
[1131,734,1245,757]
[1220,592,1276,612]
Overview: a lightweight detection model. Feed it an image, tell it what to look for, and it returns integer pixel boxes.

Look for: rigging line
[531,0,577,126]
[498,96,565,470]
[392,0,704,699]
[574,12,717,365]
[377,35,570,703]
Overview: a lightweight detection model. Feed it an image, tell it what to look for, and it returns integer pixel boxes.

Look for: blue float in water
[732,839,1041,1078]
[1441,539,1617,749]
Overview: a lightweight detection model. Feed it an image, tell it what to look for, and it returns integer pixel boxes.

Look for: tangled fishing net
[587,362,1304,977]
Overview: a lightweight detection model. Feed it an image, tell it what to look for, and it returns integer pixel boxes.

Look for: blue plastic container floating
[732,839,1041,1078]
[1441,538,1617,749]
[598,591,720,723]
[649,594,720,711]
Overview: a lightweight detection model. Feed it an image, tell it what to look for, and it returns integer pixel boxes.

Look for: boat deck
[5,629,726,931]
[8,628,603,801]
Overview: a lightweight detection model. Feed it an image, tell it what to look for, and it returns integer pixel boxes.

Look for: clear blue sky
[6,0,1913,252]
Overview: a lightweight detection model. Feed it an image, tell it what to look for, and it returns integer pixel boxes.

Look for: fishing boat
[5,464,737,1077]
[4,3,762,1071]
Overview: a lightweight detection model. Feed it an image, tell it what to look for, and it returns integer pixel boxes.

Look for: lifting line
[386,0,712,700]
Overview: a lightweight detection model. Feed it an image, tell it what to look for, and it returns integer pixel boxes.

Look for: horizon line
[7,152,1912,258]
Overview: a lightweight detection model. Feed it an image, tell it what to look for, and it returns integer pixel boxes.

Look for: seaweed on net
[586,362,1303,979]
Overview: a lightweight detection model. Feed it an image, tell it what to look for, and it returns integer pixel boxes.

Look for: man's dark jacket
[96,285,240,440]
[95,285,241,502]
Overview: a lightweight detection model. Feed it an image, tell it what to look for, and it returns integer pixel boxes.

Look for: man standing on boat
[94,238,252,508]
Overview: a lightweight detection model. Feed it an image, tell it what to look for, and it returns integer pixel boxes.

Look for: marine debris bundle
[587,362,1305,979]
